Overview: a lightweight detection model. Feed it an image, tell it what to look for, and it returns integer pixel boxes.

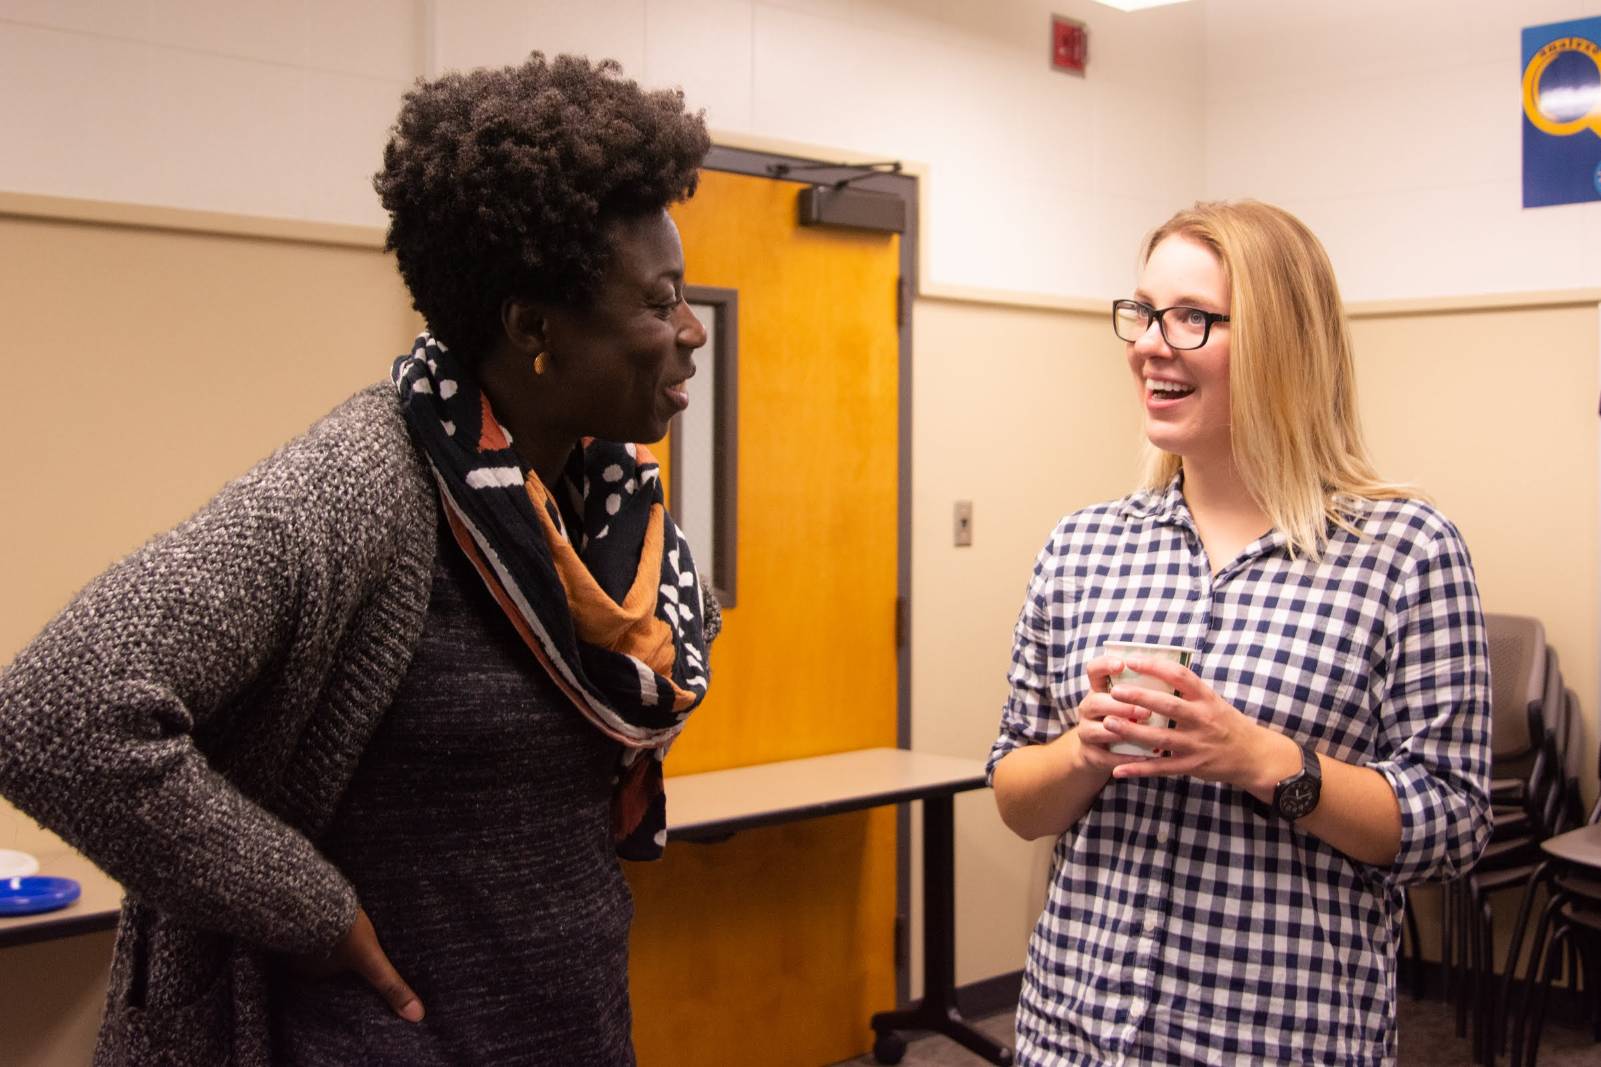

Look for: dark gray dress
[270,526,635,1065]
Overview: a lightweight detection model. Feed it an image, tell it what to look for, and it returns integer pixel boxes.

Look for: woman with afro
[0,53,718,1065]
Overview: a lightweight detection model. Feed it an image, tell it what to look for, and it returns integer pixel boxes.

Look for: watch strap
[1247,740,1322,821]
[1272,741,1322,821]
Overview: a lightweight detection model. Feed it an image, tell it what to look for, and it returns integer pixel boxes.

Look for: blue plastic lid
[0,876,82,916]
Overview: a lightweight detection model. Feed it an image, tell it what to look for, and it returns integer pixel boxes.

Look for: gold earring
[534,352,548,376]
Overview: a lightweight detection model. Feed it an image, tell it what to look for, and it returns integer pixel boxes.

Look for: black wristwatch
[1251,741,1323,821]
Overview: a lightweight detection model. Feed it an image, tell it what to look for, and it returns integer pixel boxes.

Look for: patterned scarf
[392,333,712,860]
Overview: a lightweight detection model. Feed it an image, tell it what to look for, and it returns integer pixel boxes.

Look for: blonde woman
[988,201,1491,1066]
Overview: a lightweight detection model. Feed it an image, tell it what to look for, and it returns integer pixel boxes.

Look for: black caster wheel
[872,1030,907,1064]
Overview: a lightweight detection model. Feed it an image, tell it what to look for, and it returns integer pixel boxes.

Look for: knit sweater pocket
[96,905,235,1067]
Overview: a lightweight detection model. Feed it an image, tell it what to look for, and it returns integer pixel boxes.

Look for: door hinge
[894,912,908,969]
[895,275,908,328]
[894,595,909,650]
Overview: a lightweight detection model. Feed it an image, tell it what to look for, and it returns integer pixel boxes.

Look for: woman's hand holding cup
[1100,652,1293,791]
[1071,654,1161,773]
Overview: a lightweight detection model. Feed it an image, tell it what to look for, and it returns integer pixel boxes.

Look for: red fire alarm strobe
[1051,15,1088,76]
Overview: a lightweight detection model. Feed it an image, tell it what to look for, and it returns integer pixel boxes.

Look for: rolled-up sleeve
[1368,522,1493,886]
[986,544,1072,783]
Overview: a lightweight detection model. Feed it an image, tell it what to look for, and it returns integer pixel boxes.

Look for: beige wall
[909,296,1143,989]
[0,931,114,1067]
[0,204,417,670]
[1350,300,1601,808]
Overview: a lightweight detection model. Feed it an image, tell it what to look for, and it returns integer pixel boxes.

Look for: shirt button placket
[1185,542,1210,657]
[1128,796,1165,1040]
[1140,776,1191,1034]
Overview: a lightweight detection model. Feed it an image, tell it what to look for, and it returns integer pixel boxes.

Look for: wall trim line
[919,284,1109,315]
[8,189,1596,321]
[918,282,1601,316]
[913,283,1601,319]
[1347,289,1601,318]
[0,191,387,249]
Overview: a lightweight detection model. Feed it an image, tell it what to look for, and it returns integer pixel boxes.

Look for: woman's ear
[500,297,547,356]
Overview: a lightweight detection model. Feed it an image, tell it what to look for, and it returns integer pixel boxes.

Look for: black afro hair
[374,53,710,358]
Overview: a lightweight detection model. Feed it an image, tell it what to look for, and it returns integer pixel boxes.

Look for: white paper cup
[1102,641,1193,756]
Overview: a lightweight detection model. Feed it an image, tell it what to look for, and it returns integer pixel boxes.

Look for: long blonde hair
[1136,200,1407,559]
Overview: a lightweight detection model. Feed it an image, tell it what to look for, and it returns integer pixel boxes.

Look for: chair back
[1484,613,1547,761]
[1560,689,1588,832]
[1592,721,1601,827]
[1510,647,1564,833]
[1541,688,1580,835]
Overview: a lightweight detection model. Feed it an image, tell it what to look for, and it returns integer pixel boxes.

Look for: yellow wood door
[626,168,902,1065]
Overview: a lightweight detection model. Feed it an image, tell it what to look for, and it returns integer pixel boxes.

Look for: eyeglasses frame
[1111,299,1230,351]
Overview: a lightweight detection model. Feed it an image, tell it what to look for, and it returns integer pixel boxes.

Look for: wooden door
[626,168,902,1065]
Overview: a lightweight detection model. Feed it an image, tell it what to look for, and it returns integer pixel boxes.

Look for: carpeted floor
[828,997,1599,1066]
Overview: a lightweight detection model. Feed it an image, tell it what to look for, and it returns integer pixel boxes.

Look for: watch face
[1279,777,1320,820]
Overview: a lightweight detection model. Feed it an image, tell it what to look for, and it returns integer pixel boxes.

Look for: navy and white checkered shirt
[988,478,1492,1066]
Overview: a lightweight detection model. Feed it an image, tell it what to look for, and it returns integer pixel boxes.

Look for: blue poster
[1523,18,1601,208]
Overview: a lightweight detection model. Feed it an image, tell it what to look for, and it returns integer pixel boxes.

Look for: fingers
[1094,660,1257,785]
[1110,753,1188,779]
[1074,717,1125,751]
[1108,683,1183,720]
[1078,690,1148,725]
[1122,655,1200,695]
[1073,699,1158,774]
[339,909,425,1023]
[1074,728,1151,772]
[1084,749,1152,773]
[365,965,425,1024]
[1101,714,1181,756]
[1083,655,1125,693]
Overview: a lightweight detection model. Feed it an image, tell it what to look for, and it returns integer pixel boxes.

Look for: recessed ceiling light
[1090,0,1193,11]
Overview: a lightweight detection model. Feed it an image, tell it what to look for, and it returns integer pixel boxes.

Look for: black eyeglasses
[1112,299,1230,351]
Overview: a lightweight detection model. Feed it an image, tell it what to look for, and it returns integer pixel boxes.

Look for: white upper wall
[1204,0,1601,301]
[0,0,1203,299]
[0,0,425,225]
[432,1,1203,299]
[428,0,1208,298]
[2,1,1594,302]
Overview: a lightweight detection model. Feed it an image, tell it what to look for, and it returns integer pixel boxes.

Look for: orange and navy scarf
[393,333,713,860]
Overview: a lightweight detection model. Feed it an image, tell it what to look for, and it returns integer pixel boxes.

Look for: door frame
[700,144,920,1007]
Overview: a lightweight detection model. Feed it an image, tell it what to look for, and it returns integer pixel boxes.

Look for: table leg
[869,794,1013,1065]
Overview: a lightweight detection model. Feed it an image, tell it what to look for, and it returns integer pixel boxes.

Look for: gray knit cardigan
[0,384,440,1065]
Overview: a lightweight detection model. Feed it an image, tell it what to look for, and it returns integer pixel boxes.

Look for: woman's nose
[1133,316,1171,355]
[677,302,708,349]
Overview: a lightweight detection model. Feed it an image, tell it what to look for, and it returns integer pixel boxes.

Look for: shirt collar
[1119,473,1191,526]
[1121,472,1293,569]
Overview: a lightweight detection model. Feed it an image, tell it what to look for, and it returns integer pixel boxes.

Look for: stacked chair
[1438,614,1561,1063]
[1410,627,1523,1014]
[1503,696,1601,1066]
[1427,612,1598,1065]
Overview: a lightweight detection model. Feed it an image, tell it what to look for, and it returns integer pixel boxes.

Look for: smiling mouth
[1146,378,1195,400]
